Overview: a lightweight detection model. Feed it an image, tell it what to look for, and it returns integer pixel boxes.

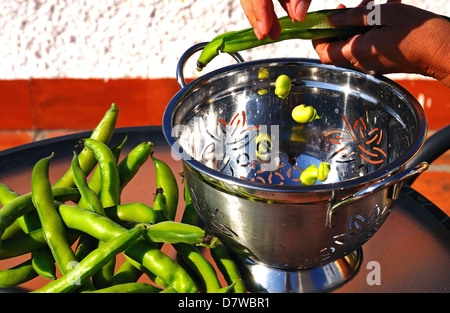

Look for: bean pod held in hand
[197,8,370,69]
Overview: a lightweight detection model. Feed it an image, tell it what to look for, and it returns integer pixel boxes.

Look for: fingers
[331,0,403,27]
[240,0,313,40]
[280,0,312,22]
[327,6,370,27]
[313,30,397,76]
[268,10,282,39]
[313,36,360,68]
[312,39,345,66]
[357,0,401,7]
[240,0,276,39]
[291,0,312,22]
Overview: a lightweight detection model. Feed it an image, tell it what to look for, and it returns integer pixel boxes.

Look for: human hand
[239,0,312,40]
[312,1,450,86]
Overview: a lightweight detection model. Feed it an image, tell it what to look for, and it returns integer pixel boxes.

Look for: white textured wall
[0,0,448,80]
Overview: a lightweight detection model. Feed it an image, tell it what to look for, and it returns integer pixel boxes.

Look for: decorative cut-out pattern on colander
[212,110,262,176]
[189,186,238,239]
[324,115,387,165]
[298,200,393,268]
[333,201,392,247]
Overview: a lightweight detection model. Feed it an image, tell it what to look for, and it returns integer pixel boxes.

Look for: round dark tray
[0,126,448,292]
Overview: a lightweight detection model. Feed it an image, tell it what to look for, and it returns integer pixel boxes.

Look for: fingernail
[253,22,262,39]
[255,21,265,39]
[296,0,309,21]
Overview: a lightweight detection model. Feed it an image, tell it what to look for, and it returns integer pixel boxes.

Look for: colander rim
[162,58,427,193]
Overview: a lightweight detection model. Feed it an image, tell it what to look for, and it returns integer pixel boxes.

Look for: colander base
[233,248,363,293]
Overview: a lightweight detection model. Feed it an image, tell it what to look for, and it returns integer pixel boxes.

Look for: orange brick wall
[1,78,449,146]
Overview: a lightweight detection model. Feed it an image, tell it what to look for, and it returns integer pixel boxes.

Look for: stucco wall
[1,0,448,80]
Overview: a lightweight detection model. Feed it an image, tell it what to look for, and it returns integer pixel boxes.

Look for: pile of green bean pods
[0,103,247,293]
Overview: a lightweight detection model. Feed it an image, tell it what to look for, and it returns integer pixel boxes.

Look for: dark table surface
[0,126,448,293]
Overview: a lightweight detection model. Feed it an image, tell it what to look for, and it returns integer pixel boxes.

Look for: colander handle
[176,42,245,88]
[326,162,429,228]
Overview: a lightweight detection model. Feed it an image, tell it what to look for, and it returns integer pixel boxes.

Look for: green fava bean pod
[197,10,450,70]
[71,151,104,215]
[151,154,179,221]
[0,187,80,243]
[181,181,199,226]
[104,202,156,225]
[33,226,145,293]
[0,186,22,240]
[217,281,238,293]
[108,258,143,286]
[1,221,23,240]
[174,243,221,293]
[0,183,19,205]
[210,240,247,293]
[0,190,77,280]
[144,221,217,247]
[0,184,23,239]
[153,187,170,222]
[0,229,47,260]
[54,103,119,188]
[31,153,79,275]
[125,239,198,293]
[73,142,119,289]
[58,204,198,293]
[0,259,38,288]
[0,183,56,279]
[82,138,121,208]
[0,228,78,260]
[83,282,162,293]
[118,141,153,192]
[31,248,57,280]
[197,8,369,69]
[74,233,98,261]
[77,135,127,210]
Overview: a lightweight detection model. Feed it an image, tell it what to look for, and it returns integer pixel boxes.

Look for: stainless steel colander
[163,43,428,292]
